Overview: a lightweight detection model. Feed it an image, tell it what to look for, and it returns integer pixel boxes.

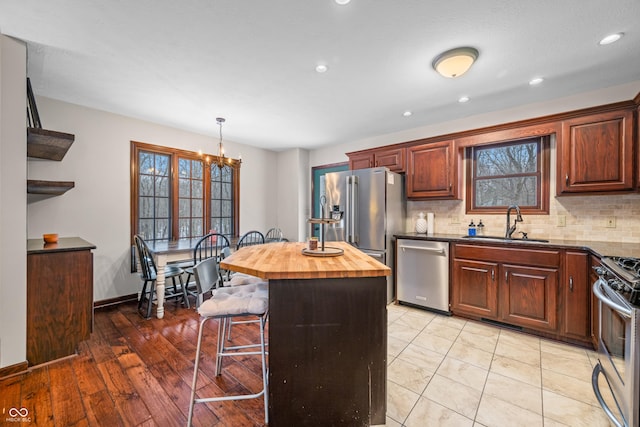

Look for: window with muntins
[466,136,550,214]
[131,141,240,243]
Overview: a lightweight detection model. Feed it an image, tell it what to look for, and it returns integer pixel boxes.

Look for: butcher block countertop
[220,241,391,280]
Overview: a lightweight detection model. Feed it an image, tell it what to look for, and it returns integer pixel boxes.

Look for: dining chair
[264,227,284,242]
[183,232,231,296]
[133,235,190,318]
[236,230,265,250]
[187,257,269,426]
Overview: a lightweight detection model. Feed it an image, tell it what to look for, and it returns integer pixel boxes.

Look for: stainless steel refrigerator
[323,167,405,303]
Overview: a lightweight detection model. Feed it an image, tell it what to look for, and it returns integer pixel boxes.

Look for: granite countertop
[394,232,640,259]
[220,241,390,279]
[27,237,96,254]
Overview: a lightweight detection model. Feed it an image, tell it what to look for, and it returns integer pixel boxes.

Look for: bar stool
[187,257,269,426]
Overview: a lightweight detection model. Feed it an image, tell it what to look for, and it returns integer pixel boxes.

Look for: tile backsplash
[407,193,640,243]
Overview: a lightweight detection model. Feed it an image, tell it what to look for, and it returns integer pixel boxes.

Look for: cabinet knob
[505,271,508,282]
[565,174,569,185]
[569,276,573,291]
[491,269,495,281]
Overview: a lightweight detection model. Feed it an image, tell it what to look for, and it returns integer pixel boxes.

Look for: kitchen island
[220,241,390,427]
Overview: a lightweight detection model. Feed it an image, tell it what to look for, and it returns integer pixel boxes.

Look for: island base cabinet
[268,277,387,426]
[27,249,93,366]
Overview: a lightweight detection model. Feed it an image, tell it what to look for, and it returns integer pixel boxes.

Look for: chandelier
[213,117,227,169]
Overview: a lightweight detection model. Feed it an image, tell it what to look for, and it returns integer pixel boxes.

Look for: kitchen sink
[461,235,550,243]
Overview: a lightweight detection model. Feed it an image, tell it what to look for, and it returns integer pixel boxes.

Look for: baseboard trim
[0,361,28,380]
[94,294,137,309]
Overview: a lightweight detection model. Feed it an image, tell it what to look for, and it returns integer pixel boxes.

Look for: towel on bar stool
[198,282,268,317]
[227,272,268,287]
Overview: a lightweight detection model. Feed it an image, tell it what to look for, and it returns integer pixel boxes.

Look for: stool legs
[187,314,269,426]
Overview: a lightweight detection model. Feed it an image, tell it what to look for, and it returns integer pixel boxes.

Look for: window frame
[130,140,241,243]
[465,136,550,215]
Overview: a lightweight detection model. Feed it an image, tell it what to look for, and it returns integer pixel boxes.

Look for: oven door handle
[592,363,626,427]
[593,280,632,319]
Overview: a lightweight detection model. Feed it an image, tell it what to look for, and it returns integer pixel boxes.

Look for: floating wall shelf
[27,127,75,161]
[27,180,75,203]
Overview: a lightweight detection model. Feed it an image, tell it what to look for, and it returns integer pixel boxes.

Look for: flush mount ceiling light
[529,77,544,86]
[315,64,328,73]
[432,47,479,78]
[458,96,470,103]
[402,111,412,117]
[335,0,351,4]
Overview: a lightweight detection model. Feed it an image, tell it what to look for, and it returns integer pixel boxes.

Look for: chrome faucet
[505,205,523,239]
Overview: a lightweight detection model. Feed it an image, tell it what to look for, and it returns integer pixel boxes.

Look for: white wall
[27,97,279,302]
[275,148,309,242]
[0,35,27,368]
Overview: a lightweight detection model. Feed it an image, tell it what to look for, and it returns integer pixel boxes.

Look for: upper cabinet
[557,108,634,195]
[348,146,405,172]
[406,140,460,199]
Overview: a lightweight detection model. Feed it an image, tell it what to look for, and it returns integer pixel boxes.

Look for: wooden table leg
[155,253,167,319]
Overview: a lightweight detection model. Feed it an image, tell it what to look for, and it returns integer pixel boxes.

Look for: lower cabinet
[452,243,591,345]
[562,251,590,340]
[451,259,498,318]
[501,264,558,332]
[27,239,95,366]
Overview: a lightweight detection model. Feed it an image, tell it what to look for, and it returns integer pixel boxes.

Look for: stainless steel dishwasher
[396,239,450,313]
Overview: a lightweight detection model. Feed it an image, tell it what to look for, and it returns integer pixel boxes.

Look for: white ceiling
[1,0,639,151]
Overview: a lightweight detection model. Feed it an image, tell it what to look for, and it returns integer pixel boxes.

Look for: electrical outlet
[451,215,460,224]
[606,217,616,228]
[557,215,566,227]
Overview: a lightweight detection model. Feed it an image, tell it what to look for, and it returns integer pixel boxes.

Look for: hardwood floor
[1,300,267,427]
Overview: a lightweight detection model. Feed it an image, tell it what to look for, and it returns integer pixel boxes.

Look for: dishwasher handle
[399,245,446,255]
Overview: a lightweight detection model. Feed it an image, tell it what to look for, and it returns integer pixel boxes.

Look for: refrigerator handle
[351,176,358,244]
[345,176,352,243]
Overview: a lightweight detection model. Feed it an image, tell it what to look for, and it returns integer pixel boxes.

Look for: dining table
[144,239,199,319]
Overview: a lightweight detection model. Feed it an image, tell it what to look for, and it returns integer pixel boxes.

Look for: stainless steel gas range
[592,256,640,427]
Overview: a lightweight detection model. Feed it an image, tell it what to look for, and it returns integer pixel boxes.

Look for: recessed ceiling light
[315,64,328,73]
[529,77,544,86]
[335,0,351,4]
[599,33,623,45]
[403,111,412,117]
[458,96,470,103]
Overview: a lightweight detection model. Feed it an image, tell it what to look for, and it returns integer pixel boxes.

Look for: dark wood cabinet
[561,251,590,342]
[452,243,563,334]
[27,238,95,366]
[348,146,405,172]
[406,140,459,199]
[501,264,558,332]
[348,151,374,170]
[557,108,635,194]
[451,258,498,318]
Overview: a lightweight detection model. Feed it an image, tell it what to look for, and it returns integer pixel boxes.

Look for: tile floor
[385,303,614,427]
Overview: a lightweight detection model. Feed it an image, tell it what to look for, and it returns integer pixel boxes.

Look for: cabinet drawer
[453,244,561,268]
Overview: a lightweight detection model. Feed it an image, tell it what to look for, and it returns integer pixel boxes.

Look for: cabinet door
[374,147,405,172]
[27,250,93,365]
[349,152,373,170]
[407,140,458,199]
[500,264,558,332]
[451,259,498,319]
[558,109,634,194]
[562,251,590,341]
